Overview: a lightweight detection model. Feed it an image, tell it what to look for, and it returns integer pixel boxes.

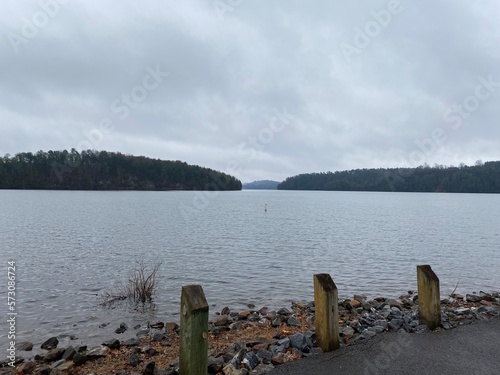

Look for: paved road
[269,318,500,375]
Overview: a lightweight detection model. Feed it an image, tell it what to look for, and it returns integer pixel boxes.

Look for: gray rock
[144,346,158,356]
[86,345,109,359]
[267,311,277,319]
[143,360,156,375]
[271,344,286,354]
[16,361,36,374]
[150,321,164,329]
[243,351,260,370]
[373,320,388,329]
[75,345,87,352]
[341,326,355,337]
[103,338,120,349]
[44,348,65,362]
[388,319,403,331]
[256,349,273,364]
[368,326,385,334]
[248,313,260,322]
[41,337,59,350]
[390,307,403,316]
[362,330,377,339]
[136,328,150,337]
[73,352,87,366]
[441,321,452,330]
[277,308,291,316]
[271,318,281,327]
[289,333,310,353]
[18,342,33,351]
[152,332,165,341]
[208,356,225,373]
[62,346,76,360]
[353,294,366,302]
[50,359,66,368]
[124,338,140,346]
[214,315,230,326]
[277,337,290,348]
[129,353,141,367]
[271,352,290,365]
[229,321,243,330]
[287,317,300,326]
[115,322,128,334]
[466,294,482,303]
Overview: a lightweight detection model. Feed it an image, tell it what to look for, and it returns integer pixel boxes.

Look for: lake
[0,190,499,353]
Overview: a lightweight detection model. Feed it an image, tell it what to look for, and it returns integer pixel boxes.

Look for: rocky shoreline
[4,290,500,375]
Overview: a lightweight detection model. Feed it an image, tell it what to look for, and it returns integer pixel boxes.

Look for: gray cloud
[1,0,499,182]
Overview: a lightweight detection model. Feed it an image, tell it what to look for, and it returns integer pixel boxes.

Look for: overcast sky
[1,1,499,182]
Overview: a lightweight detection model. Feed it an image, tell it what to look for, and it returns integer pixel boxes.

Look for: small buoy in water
[264,202,268,212]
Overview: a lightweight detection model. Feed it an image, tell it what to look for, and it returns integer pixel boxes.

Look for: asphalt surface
[269,317,500,375]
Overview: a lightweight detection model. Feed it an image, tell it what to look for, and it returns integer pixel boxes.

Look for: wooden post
[179,285,209,375]
[417,265,441,330]
[314,273,339,351]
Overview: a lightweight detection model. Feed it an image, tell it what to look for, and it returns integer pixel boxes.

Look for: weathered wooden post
[179,285,209,375]
[417,265,441,330]
[313,273,340,351]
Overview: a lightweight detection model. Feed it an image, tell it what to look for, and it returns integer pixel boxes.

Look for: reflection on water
[0,190,499,352]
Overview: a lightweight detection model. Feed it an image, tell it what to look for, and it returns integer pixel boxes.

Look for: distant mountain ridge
[243,180,280,189]
[0,149,242,191]
[278,162,500,193]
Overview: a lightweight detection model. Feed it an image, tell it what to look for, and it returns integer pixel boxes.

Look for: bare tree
[125,261,162,303]
[101,260,162,306]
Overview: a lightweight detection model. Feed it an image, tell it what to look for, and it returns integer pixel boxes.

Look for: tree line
[277,162,500,193]
[0,149,242,191]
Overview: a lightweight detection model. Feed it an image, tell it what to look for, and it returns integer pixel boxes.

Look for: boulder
[73,352,87,366]
[86,345,109,360]
[41,337,59,350]
[289,333,311,353]
[102,339,120,349]
[466,294,482,303]
[143,360,156,375]
[44,348,65,362]
[18,342,33,351]
[62,346,76,361]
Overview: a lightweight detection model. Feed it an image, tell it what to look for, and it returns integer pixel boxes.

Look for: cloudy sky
[1,1,499,182]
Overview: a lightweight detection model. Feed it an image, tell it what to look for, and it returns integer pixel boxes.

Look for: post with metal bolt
[179,285,209,375]
[314,273,340,351]
[417,265,441,330]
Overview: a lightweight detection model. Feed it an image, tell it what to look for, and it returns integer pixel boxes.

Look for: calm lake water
[1,190,499,353]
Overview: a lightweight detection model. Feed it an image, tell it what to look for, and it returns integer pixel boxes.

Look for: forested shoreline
[0,149,242,191]
[278,162,500,193]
